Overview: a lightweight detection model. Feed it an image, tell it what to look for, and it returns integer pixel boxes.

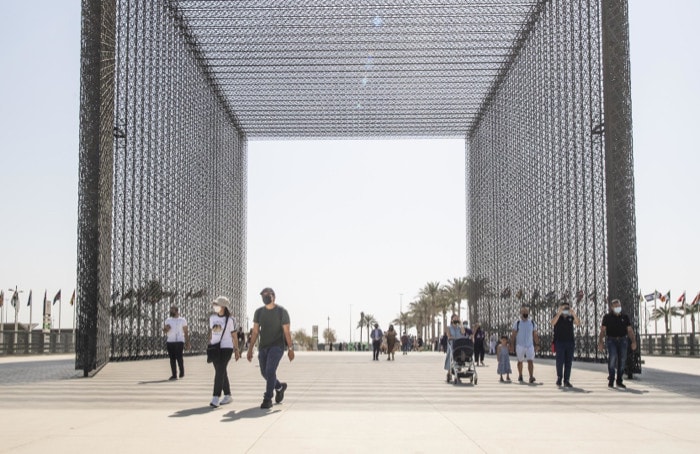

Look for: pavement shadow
[220,407,281,422]
[138,379,173,385]
[610,387,649,395]
[559,386,592,394]
[169,406,217,417]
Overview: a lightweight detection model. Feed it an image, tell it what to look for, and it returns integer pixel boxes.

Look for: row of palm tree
[385,276,492,341]
[650,302,700,334]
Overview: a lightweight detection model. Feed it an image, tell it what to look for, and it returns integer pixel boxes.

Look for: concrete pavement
[1,352,699,453]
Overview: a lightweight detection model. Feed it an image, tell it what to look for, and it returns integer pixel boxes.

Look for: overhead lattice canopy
[173,0,540,138]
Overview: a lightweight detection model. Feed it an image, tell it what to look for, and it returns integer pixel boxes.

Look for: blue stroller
[448,337,478,385]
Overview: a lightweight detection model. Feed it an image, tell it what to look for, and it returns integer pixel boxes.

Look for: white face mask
[213,305,222,314]
[613,306,622,314]
[562,309,570,316]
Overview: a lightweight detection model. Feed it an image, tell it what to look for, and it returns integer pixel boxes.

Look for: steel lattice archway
[77,0,638,376]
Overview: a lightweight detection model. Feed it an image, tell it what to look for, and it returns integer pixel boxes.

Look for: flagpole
[58,298,62,336]
[654,293,658,335]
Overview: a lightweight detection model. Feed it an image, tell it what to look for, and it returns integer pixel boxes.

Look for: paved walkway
[1,352,699,453]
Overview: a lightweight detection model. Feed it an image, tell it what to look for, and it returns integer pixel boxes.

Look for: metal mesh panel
[77,0,637,372]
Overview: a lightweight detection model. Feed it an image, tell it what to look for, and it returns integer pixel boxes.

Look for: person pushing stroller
[444,313,468,382]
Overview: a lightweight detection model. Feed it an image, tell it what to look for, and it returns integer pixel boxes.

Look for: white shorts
[516,345,535,362]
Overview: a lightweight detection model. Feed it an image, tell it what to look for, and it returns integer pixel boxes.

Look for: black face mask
[452,320,460,325]
[262,294,273,304]
[522,313,529,319]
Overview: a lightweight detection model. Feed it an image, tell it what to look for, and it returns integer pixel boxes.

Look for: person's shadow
[169,406,217,417]
[221,406,280,422]
[138,379,172,385]
[559,386,592,394]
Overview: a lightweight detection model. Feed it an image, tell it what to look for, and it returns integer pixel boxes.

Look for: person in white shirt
[163,306,190,380]
[209,296,241,408]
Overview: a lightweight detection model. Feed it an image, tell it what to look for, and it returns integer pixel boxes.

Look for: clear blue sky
[0,1,698,337]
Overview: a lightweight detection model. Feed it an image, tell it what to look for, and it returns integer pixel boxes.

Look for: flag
[26,290,33,307]
[678,291,686,304]
[69,290,75,306]
[0,290,4,307]
[53,289,61,305]
[11,291,19,308]
[692,292,700,305]
[659,290,670,304]
[644,292,656,302]
[576,289,584,303]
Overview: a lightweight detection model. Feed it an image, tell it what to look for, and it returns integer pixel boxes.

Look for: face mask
[452,320,459,325]
[212,305,221,314]
[262,294,273,304]
[522,313,529,319]
[613,307,622,314]
[562,310,570,316]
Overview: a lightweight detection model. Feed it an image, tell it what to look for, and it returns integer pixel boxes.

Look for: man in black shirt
[550,302,581,387]
[598,299,637,388]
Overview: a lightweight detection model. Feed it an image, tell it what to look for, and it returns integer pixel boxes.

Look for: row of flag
[0,289,75,309]
[643,290,700,306]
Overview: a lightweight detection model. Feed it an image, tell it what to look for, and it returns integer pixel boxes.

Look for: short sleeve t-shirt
[602,313,631,337]
[210,314,236,349]
[253,305,290,349]
[553,315,575,342]
[512,319,537,348]
[164,317,187,343]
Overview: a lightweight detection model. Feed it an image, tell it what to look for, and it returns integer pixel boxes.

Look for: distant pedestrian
[489,332,498,355]
[163,306,190,380]
[237,326,246,350]
[473,323,486,366]
[247,287,294,409]
[510,306,539,383]
[598,299,637,388]
[370,323,383,360]
[401,332,409,355]
[208,296,240,408]
[551,301,581,387]
[497,336,512,382]
[386,325,397,360]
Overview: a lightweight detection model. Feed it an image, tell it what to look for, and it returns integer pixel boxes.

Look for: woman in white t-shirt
[163,306,190,380]
[209,296,241,408]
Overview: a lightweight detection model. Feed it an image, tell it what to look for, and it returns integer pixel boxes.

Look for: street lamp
[327,316,331,351]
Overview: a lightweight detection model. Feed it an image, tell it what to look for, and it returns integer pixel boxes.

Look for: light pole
[399,293,403,334]
[327,316,330,351]
[349,304,352,344]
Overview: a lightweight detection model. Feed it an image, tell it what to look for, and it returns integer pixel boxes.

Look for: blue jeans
[606,337,628,382]
[258,345,284,399]
[554,340,575,382]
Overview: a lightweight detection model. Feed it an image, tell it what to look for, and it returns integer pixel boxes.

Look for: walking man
[551,301,580,387]
[598,299,637,388]
[247,287,295,409]
[370,323,383,360]
[510,306,539,383]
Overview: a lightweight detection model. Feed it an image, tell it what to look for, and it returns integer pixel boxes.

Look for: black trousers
[474,342,485,363]
[166,342,185,377]
[212,348,233,397]
[372,340,381,360]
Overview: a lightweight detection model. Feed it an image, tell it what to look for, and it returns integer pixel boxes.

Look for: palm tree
[446,277,468,316]
[420,281,441,341]
[392,311,412,334]
[650,303,682,334]
[680,303,700,334]
[357,313,377,346]
[408,298,430,341]
[465,276,491,324]
[437,287,453,338]
[323,327,337,345]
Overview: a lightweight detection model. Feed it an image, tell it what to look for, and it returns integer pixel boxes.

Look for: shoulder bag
[206,315,229,363]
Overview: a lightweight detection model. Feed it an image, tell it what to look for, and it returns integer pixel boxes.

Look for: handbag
[206,315,229,363]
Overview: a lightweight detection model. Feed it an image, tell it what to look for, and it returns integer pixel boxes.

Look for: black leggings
[166,342,184,377]
[212,348,233,397]
[474,343,485,363]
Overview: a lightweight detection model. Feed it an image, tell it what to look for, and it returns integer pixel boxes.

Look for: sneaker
[275,383,287,404]
[564,382,573,388]
[260,398,273,409]
[499,377,505,383]
[209,396,220,408]
[616,381,626,389]
[179,372,184,378]
[518,375,524,383]
[608,379,614,388]
[169,376,177,381]
[529,376,536,384]
[220,395,233,405]
[556,380,562,387]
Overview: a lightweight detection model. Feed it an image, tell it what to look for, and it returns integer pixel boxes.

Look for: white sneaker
[209,396,220,408]
[220,395,233,405]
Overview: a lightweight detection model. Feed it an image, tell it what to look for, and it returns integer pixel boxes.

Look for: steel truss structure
[78,0,638,375]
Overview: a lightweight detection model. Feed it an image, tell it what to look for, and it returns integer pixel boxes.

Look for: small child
[497,335,512,382]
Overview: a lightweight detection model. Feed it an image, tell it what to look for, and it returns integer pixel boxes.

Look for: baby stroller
[448,337,478,385]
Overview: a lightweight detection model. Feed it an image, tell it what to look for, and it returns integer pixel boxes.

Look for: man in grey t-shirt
[247,287,295,409]
[509,306,539,383]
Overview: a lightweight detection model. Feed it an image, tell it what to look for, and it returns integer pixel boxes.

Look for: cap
[212,296,231,309]
[260,287,275,296]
